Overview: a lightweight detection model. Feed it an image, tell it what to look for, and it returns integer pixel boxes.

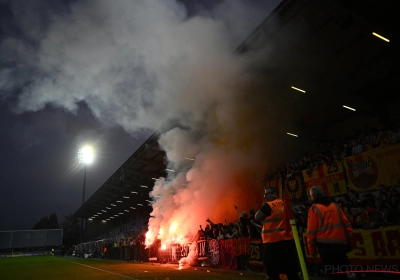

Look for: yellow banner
[303,226,400,264]
[344,144,400,192]
[302,162,347,198]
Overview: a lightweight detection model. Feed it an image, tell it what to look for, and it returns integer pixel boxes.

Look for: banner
[219,239,238,270]
[249,239,264,266]
[197,240,207,261]
[206,239,220,267]
[235,237,250,256]
[303,225,400,265]
[266,176,283,198]
[283,173,308,203]
[302,162,347,198]
[344,144,400,192]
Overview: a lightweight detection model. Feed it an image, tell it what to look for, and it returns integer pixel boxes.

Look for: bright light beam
[287,132,298,137]
[343,105,356,111]
[291,86,306,93]
[372,32,390,42]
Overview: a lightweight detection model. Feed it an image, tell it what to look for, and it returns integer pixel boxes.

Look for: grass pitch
[0,256,268,280]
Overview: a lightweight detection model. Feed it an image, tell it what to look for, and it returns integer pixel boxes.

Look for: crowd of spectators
[291,186,400,234]
[265,123,400,181]
[197,205,262,242]
[260,121,400,233]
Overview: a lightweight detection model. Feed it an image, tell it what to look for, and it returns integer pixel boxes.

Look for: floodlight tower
[78,146,94,205]
[78,146,94,244]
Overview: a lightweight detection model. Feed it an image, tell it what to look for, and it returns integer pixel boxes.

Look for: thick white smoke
[1,0,290,258]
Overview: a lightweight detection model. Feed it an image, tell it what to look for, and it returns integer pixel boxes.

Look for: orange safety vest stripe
[262,198,293,243]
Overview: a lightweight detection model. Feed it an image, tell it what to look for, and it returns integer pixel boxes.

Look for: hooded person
[307,186,353,280]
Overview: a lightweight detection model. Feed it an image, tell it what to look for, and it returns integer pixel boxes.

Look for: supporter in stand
[226,225,239,238]
[351,139,364,155]
[217,224,225,240]
[348,206,360,229]
[341,142,352,159]
[234,205,250,237]
[348,190,361,206]
[248,209,261,239]
[356,202,378,229]
[199,224,214,239]
[387,189,400,224]
[390,126,400,143]
[364,135,375,151]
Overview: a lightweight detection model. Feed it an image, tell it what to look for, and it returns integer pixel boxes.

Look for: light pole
[78,146,94,244]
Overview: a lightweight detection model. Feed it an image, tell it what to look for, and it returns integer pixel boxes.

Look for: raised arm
[234,205,241,217]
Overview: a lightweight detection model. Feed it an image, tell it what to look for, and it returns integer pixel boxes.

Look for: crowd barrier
[147,226,400,269]
[79,226,399,271]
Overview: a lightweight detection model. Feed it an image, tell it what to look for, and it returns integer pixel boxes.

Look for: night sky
[0,0,280,231]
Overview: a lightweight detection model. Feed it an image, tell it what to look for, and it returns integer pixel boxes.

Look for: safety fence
[0,229,63,250]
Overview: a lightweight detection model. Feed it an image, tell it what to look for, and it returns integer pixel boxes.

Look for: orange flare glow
[169,222,177,233]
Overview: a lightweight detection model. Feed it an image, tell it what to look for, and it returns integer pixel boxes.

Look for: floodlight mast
[78,146,94,244]
[78,146,94,205]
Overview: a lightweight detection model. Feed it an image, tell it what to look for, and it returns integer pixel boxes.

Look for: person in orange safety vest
[307,186,353,280]
[255,186,300,280]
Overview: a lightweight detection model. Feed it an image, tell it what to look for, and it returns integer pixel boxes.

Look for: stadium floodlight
[140,185,148,188]
[287,132,298,137]
[106,207,111,209]
[130,207,136,209]
[166,169,175,172]
[124,210,129,212]
[111,204,116,206]
[343,105,356,111]
[131,191,138,194]
[123,196,130,199]
[291,86,306,93]
[78,146,94,165]
[185,157,195,161]
[78,145,94,245]
[372,32,389,42]
[116,200,122,203]
[137,203,143,206]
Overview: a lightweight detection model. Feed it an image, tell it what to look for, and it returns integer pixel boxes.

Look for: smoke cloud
[0,0,295,249]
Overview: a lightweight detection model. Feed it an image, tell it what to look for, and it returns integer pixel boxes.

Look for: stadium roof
[236,0,398,133]
[75,0,399,220]
[74,129,166,219]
